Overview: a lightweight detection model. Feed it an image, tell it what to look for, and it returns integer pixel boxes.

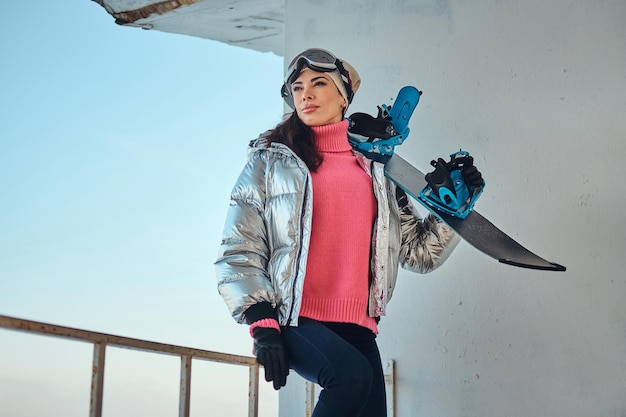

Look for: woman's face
[291,69,346,126]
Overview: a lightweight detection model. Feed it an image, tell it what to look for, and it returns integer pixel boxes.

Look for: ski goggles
[280,48,354,106]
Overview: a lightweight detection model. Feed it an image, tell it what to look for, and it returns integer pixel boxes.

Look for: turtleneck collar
[311,119,352,153]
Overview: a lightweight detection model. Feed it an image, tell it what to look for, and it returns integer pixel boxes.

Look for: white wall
[280,1,626,416]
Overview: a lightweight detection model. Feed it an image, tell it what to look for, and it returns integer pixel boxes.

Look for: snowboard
[359,86,566,271]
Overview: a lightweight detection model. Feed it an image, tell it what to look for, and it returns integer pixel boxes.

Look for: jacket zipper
[286,163,311,326]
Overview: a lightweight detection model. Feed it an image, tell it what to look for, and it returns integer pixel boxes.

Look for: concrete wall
[280,1,626,416]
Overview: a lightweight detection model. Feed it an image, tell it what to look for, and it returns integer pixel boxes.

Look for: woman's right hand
[252,327,290,390]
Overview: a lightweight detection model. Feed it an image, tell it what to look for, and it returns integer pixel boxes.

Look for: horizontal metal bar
[0,314,256,366]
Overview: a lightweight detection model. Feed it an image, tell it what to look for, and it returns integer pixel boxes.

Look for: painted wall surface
[280,1,626,416]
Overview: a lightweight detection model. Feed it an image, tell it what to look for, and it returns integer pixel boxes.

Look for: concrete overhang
[92,0,284,55]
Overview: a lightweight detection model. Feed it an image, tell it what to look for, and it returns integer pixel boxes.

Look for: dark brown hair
[264,112,323,172]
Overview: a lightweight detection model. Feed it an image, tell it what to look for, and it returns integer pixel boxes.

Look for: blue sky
[0,1,283,415]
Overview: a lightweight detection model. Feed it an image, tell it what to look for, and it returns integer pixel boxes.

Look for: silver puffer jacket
[215,137,459,326]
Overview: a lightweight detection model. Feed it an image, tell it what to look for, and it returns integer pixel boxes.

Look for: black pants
[281,318,387,417]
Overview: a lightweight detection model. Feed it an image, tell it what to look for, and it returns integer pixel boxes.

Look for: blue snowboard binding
[419,150,485,219]
[348,86,421,163]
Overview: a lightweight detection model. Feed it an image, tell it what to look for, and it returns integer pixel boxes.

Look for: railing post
[90,342,106,417]
[384,359,395,417]
[248,363,260,417]
[179,355,192,417]
[304,381,316,417]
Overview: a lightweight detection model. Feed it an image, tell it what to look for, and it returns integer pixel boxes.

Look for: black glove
[429,154,484,190]
[456,155,483,188]
[425,158,457,204]
[252,327,289,390]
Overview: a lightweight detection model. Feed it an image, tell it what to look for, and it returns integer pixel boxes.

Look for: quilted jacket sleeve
[214,152,275,324]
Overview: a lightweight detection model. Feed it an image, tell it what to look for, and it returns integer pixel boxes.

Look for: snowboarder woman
[215,48,478,416]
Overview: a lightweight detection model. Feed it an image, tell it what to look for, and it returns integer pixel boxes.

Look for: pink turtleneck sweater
[298,120,379,334]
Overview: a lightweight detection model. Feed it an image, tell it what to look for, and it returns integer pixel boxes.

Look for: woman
[215,48,471,416]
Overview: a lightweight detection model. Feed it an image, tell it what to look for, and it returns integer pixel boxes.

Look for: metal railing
[0,314,261,417]
[1,314,395,417]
